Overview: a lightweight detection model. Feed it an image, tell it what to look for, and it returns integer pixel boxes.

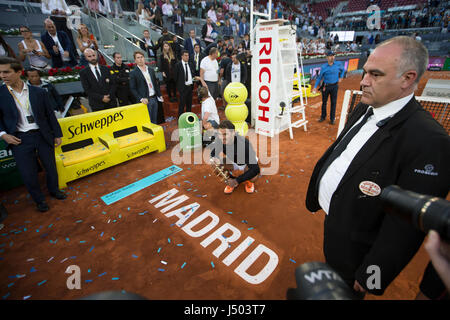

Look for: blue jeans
[147,96,158,124]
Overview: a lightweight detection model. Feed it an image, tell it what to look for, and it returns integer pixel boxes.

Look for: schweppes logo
[67,111,125,139]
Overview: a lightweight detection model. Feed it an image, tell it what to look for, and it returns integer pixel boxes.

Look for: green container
[0,140,23,191]
[178,112,202,151]
[443,58,450,71]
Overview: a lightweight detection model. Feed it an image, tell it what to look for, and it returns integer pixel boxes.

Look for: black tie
[184,63,189,83]
[95,66,101,82]
[316,107,374,190]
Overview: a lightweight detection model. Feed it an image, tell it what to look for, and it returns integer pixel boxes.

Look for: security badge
[359,181,381,197]
[26,115,35,124]
[105,78,110,83]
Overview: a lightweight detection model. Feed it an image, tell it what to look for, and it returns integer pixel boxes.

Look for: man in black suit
[224,50,247,85]
[0,57,66,212]
[305,36,450,297]
[189,44,203,77]
[111,52,135,106]
[183,29,201,58]
[80,49,117,112]
[41,18,77,68]
[172,8,185,37]
[174,50,195,117]
[129,51,163,124]
[139,29,156,59]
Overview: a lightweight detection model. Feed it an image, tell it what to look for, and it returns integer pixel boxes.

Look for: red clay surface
[0,71,449,300]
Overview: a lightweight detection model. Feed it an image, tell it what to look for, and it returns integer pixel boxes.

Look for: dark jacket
[79,64,117,111]
[39,81,64,112]
[305,97,450,295]
[224,61,247,84]
[140,37,156,58]
[158,54,177,80]
[110,63,131,87]
[41,31,77,68]
[201,23,216,42]
[183,37,201,57]
[129,66,162,101]
[174,60,195,90]
[189,51,204,77]
[0,84,62,147]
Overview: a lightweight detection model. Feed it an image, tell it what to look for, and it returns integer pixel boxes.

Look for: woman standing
[158,41,178,102]
[17,26,50,71]
[136,1,151,27]
[76,24,104,66]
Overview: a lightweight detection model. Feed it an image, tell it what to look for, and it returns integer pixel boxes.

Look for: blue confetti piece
[157,247,161,253]
[65,238,70,242]
[102,211,107,215]
[127,207,130,211]
[132,254,138,258]
[248,227,254,230]
[100,232,104,237]
[37,280,47,286]
[158,268,165,272]
[23,295,31,300]
[88,269,91,273]
[89,246,95,252]
[7,283,14,288]
[48,224,53,228]
[30,267,36,273]
[211,262,215,268]
[79,240,86,243]
[168,238,171,243]
[98,272,107,277]
[177,244,183,247]
[3,293,10,299]
[289,258,297,264]
[181,262,187,269]
[70,256,77,259]
[36,229,40,233]
[76,220,83,223]
[111,277,120,280]
[85,279,93,283]
[111,237,115,241]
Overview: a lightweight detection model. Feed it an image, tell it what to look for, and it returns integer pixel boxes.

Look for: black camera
[287,262,358,300]
[381,185,450,242]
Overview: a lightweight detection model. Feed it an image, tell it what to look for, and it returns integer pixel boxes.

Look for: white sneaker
[0,224,4,231]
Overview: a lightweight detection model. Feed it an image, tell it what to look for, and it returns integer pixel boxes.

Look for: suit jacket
[224,61,247,84]
[172,13,185,28]
[140,37,156,58]
[238,22,249,38]
[201,23,216,41]
[41,31,77,68]
[0,84,62,147]
[183,37,201,57]
[305,97,450,295]
[80,65,117,111]
[189,52,204,77]
[174,60,195,91]
[129,66,162,102]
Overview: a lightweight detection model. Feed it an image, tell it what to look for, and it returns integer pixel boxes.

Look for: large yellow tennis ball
[224,82,248,104]
[234,121,248,136]
[225,104,248,122]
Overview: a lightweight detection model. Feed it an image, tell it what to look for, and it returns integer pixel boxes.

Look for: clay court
[1,71,449,300]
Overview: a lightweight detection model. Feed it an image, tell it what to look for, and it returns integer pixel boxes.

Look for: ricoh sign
[254,26,277,137]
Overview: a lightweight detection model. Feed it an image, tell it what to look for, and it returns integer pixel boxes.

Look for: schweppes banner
[0,140,23,191]
[55,104,166,188]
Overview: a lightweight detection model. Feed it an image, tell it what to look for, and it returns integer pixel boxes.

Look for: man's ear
[401,70,418,89]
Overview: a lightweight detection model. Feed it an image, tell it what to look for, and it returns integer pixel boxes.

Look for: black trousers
[10,131,59,204]
[115,85,135,106]
[321,84,338,121]
[164,77,177,99]
[178,84,193,117]
[205,80,219,100]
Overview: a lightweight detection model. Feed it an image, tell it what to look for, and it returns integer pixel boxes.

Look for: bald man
[79,49,117,111]
[41,18,77,68]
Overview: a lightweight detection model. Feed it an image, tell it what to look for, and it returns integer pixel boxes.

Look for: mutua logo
[67,111,124,139]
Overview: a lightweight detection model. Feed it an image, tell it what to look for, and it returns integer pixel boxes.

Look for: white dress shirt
[138,66,156,97]
[89,63,102,81]
[318,93,414,214]
[41,0,71,15]
[183,62,193,85]
[50,32,70,62]
[0,83,39,137]
[230,62,241,82]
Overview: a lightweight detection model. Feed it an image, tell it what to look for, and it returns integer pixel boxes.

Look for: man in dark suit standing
[305,36,450,298]
[0,57,66,212]
[129,51,163,124]
[41,18,77,68]
[183,29,201,58]
[139,29,156,59]
[80,48,117,112]
[189,44,203,77]
[174,50,195,117]
[224,50,247,85]
[111,52,135,106]
[172,8,185,37]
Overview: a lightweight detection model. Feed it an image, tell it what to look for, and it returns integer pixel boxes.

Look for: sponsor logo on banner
[67,111,125,139]
[359,181,381,197]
